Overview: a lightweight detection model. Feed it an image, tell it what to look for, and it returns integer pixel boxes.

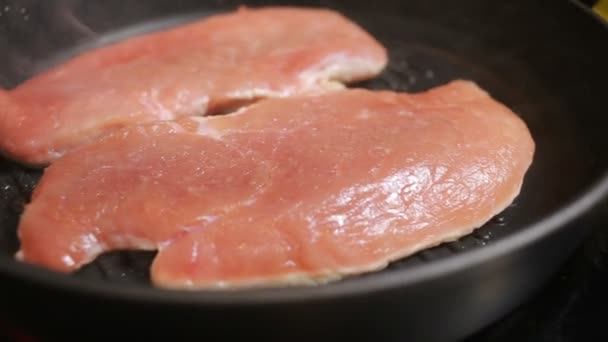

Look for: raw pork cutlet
[15,80,535,290]
[0,6,387,166]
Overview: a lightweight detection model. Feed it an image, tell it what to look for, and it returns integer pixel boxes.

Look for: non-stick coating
[0,1,607,341]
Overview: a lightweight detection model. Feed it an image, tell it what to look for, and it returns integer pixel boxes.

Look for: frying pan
[0,0,607,341]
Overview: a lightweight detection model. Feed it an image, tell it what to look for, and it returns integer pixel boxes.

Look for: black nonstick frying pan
[0,0,607,341]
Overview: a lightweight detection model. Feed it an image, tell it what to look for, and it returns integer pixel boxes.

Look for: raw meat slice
[0,6,387,166]
[15,80,535,289]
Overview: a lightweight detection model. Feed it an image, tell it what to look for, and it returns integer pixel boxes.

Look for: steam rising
[0,0,98,87]
[0,0,218,87]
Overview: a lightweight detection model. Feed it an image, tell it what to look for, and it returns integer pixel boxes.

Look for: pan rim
[0,0,607,306]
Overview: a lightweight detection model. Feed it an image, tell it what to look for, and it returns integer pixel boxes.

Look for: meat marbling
[0,6,387,166]
[15,81,535,289]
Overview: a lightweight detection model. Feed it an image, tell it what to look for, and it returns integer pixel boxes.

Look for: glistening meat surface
[15,81,535,289]
[0,6,387,166]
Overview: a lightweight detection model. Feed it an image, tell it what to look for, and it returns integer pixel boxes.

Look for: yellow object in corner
[594,0,608,21]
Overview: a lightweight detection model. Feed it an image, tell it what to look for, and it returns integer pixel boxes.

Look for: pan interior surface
[0,0,607,298]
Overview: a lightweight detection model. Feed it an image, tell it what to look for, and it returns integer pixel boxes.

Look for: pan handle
[582,0,608,19]
[594,0,608,19]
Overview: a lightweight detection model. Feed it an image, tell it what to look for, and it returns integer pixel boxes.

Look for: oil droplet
[447,242,465,252]
[473,230,492,244]
[491,216,507,226]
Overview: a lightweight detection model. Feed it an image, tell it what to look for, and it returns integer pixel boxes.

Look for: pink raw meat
[0,6,387,166]
[15,81,535,289]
